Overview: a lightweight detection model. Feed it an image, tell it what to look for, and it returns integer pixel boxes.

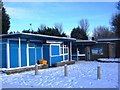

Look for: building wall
[43,45,50,65]
[29,41,43,65]
[43,44,69,66]
[1,43,7,68]
[98,40,120,58]
[1,39,43,68]
[115,41,120,58]
[1,39,8,68]
[21,41,27,67]
[90,44,109,60]
[9,40,19,68]
[1,38,69,68]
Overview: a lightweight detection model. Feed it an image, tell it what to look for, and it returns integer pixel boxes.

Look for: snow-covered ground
[1,61,119,88]
[98,58,120,62]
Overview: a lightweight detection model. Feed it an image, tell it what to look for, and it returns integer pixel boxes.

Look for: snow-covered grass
[98,58,120,62]
[1,61,119,88]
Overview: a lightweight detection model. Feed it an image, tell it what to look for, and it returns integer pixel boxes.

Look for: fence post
[35,64,38,75]
[64,64,68,76]
[97,65,101,79]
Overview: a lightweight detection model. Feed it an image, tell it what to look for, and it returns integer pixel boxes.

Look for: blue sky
[4,2,117,36]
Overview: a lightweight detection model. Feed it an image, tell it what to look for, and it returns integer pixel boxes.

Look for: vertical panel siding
[21,41,27,67]
[35,43,42,61]
[36,47,42,61]
[43,45,50,66]
[51,45,59,55]
[0,44,1,68]
[0,44,7,68]
[51,56,63,66]
[64,55,68,60]
[29,48,35,65]
[9,40,19,68]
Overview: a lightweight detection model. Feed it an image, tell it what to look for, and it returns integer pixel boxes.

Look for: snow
[98,58,120,62]
[1,61,119,88]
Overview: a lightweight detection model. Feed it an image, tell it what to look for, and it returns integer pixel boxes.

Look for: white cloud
[3,0,119,2]
[5,7,40,20]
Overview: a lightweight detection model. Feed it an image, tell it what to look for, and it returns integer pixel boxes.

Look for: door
[109,44,115,58]
[21,41,27,67]
[86,46,90,61]
[29,47,35,65]
[29,42,43,66]
[0,43,7,68]
[9,40,19,68]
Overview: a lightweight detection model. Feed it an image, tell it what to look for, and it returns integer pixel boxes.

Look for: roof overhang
[0,33,76,42]
[74,40,97,45]
[98,38,120,42]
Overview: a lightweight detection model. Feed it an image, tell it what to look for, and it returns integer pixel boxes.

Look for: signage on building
[92,48,103,55]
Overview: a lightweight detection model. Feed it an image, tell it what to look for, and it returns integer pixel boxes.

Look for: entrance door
[109,44,115,58]
[9,40,19,68]
[29,47,35,65]
[86,47,90,61]
[29,42,42,66]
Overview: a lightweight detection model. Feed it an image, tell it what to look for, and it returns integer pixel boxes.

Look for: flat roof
[98,38,120,42]
[74,40,96,45]
[0,33,76,42]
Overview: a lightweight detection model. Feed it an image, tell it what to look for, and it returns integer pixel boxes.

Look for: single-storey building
[98,38,120,58]
[90,42,116,60]
[72,39,117,61]
[0,33,76,69]
[72,40,96,61]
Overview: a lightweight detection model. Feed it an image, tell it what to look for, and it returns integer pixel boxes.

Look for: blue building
[0,33,75,69]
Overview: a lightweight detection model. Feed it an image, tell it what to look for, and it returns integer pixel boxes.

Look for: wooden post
[97,65,101,79]
[64,64,67,76]
[35,64,38,75]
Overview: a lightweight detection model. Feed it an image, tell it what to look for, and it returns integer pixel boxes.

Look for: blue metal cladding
[0,44,7,68]
[21,41,27,67]
[51,56,63,66]
[9,40,19,68]
[36,47,42,61]
[64,55,68,60]
[29,48,35,65]
[43,45,50,65]
[1,39,7,43]
[29,42,42,65]
[35,43,42,61]
[0,43,1,68]
[51,45,59,55]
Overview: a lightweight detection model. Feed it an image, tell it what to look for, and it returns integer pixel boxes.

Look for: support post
[35,64,38,75]
[7,39,10,68]
[64,64,68,76]
[69,42,72,61]
[26,40,29,66]
[63,44,64,61]
[18,38,21,67]
[97,65,101,79]
[77,48,78,61]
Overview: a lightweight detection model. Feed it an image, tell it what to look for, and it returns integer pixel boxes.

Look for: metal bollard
[97,65,101,79]
[64,64,68,76]
[35,64,38,75]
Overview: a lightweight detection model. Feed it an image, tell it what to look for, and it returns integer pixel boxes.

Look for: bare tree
[54,23,63,34]
[93,26,115,40]
[79,19,89,32]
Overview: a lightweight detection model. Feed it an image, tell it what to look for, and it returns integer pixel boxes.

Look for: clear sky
[4,2,117,36]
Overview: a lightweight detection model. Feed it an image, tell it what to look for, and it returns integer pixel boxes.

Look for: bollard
[35,64,38,75]
[97,65,101,79]
[64,64,68,76]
